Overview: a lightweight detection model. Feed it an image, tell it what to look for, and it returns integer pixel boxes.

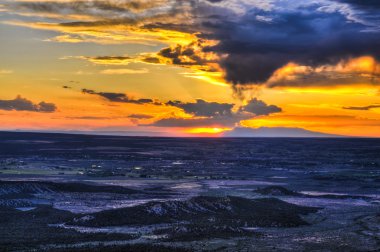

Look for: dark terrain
[0,131,379,251]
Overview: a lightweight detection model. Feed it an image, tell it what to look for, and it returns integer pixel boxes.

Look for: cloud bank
[148,98,282,128]
[80,88,281,128]
[0,96,57,112]
[343,104,380,111]
[82,89,160,105]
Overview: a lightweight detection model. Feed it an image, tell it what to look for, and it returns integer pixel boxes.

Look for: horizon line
[0,130,377,139]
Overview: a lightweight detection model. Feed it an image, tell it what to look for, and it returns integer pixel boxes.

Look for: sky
[0,0,380,137]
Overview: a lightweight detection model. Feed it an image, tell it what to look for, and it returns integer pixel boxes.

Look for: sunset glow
[0,0,379,137]
[186,127,232,135]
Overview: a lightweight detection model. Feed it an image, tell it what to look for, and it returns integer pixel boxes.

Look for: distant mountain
[222,127,342,138]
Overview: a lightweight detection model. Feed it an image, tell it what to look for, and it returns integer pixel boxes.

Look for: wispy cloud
[100,68,149,75]
[127,114,154,119]
[0,69,13,75]
[343,104,380,111]
[81,89,161,105]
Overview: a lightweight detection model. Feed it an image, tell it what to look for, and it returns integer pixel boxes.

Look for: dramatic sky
[1,0,380,137]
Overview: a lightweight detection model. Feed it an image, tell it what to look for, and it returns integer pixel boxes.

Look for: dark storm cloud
[202,7,380,85]
[166,99,233,117]
[0,96,57,112]
[333,0,380,31]
[343,104,380,111]
[11,0,380,88]
[335,0,380,9]
[82,89,160,105]
[114,0,380,87]
[240,98,282,116]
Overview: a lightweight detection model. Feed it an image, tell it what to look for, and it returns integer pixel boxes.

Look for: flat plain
[0,132,379,251]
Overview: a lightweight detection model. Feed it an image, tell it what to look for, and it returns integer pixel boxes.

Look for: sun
[186,127,231,134]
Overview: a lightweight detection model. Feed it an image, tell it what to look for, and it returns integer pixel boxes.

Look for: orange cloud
[267,56,380,88]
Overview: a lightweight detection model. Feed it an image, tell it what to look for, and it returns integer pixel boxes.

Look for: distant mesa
[254,186,302,196]
[223,127,342,138]
[254,186,371,200]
